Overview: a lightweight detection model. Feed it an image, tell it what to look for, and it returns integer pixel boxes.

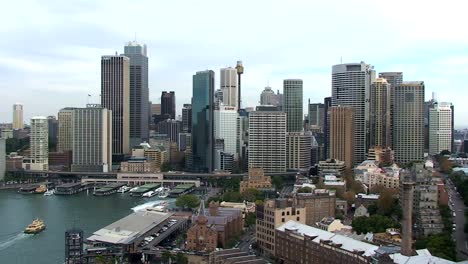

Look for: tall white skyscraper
[24,116,48,171]
[13,103,24,130]
[392,81,425,163]
[214,106,238,158]
[71,105,112,172]
[429,102,453,155]
[220,67,238,108]
[332,62,375,164]
[248,110,287,173]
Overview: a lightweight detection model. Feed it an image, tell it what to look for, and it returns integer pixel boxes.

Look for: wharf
[168,183,195,198]
[18,185,38,194]
[129,183,161,197]
[93,183,126,196]
[56,182,93,195]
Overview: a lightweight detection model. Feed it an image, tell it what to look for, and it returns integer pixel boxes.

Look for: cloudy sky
[1,0,468,127]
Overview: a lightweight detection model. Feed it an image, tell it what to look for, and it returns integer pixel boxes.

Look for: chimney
[401,182,415,256]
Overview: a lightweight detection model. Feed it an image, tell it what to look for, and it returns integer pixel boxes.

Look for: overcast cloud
[1,0,468,126]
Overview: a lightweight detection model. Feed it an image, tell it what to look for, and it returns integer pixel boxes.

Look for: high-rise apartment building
[101,55,130,158]
[57,108,75,152]
[71,105,112,172]
[260,86,282,107]
[332,62,375,164]
[192,70,215,172]
[429,102,453,155]
[161,91,176,119]
[220,67,238,108]
[124,41,149,147]
[13,103,24,130]
[283,79,303,132]
[379,72,403,88]
[286,132,312,170]
[308,102,325,130]
[214,106,238,157]
[392,82,425,163]
[182,104,192,133]
[248,110,287,173]
[155,119,181,143]
[370,78,391,148]
[28,116,49,171]
[329,106,355,169]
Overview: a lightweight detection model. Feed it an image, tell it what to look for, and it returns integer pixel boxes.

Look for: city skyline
[1,1,467,127]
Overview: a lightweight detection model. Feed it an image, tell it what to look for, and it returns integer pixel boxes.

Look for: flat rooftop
[277,220,379,257]
[87,211,172,245]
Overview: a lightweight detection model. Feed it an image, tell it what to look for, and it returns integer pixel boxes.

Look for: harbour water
[0,189,176,263]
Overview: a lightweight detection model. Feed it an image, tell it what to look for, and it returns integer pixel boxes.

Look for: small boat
[24,219,46,234]
[142,190,156,198]
[118,186,131,193]
[158,188,170,198]
[35,185,47,194]
[43,189,55,196]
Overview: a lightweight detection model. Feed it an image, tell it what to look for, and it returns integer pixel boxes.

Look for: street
[445,177,468,260]
[237,228,255,254]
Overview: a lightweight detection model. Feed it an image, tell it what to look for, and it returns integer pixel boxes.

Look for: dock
[129,183,161,197]
[93,183,126,196]
[56,182,93,195]
[168,183,195,197]
[18,185,38,194]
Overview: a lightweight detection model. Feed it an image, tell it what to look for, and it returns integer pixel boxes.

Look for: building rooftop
[87,211,171,245]
[389,249,467,264]
[278,221,379,257]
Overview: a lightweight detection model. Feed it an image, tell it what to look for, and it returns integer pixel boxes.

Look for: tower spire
[198,199,206,216]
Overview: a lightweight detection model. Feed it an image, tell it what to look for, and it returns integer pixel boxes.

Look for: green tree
[242,188,261,201]
[352,215,400,235]
[272,176,284,190]
[5,137,29,154]
[175,252,188,264]
[377,188,398,216]
[417,234,456,261]
[297,186,313,193]
[222,191,243,202]
[244,212,257,227]
[175,194,200,209]
[162,251,173,264]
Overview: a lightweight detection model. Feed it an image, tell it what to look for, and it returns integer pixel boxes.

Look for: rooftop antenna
[87,94,91,105]
[340,56,343,64]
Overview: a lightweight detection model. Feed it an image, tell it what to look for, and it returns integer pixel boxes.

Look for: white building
[13,103,24,130]
[71,105,112,172]
[248,110,287,173]
[220,67,238,108]
[429,102,453,155]
[23,116,48,171]
[214,106,238,158]
[355,160,400,190]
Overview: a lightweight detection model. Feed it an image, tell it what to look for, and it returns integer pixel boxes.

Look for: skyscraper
[329,106,355,170]
[101,55,130,158]
[369,78,391,148]
[161,91,176,119]
[156,119,181,143]
[378,72,403,88]
[182,104,192,133]
[47,116,58,148]
[286,131,312,170]
[214,106,238,158]
[58,108,75,152]
[283,79,303,132]
[124,41,149,147]
[29,116,49,171]
[71,105,112,172]
[220,67,238,108]
[332,62,375,164]
[248,110,287,173]
[392,82,425,163]
[323,97,332,159]
[308,102,325,130]
[192,70,215,172]
[12,103,23,130]
[429,102,453,155]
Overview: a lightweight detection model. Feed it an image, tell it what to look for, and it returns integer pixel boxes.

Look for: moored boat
[35,185,47,194]
[142,190,156,198]
[44,189,55,196]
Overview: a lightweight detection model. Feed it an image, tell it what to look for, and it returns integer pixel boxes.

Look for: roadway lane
[445,178,468,260]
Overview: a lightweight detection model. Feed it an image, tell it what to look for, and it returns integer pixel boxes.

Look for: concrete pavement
[445,177,468,260]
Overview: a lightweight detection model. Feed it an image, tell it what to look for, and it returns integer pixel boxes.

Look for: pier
[129,183,161,197]
[168,183,195,197]
[93,183,126,196]
[55,182,93,195]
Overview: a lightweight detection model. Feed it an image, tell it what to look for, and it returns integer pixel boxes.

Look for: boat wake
[0,232,28,251]
[131,200,162,212]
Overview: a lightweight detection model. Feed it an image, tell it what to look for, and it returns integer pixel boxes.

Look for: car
[453,224,456,227]
[458,209,463,212]
[453,212,456,217]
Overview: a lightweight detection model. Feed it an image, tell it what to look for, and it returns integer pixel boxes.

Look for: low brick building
[239,168,273,193]
[186,202,218,252]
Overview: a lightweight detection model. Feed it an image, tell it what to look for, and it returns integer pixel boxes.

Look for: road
[238,228,255,254]
[279,186,293,198]
[445,177,468,260]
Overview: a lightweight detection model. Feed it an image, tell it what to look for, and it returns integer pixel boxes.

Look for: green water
[0,189,175,264]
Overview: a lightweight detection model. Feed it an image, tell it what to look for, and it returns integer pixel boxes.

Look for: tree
[297,186,313,193]
[377,188,398,216]
[367,204,378,215]
[272,176,284,190]
[342,191,356,206]
[440,150,451,156]
[162,251,173,264]
[175,194,200,209]
[352,215,400,235]
[242,188,261,202]
[245,212,256,227]
[161,162,173,172]
[175,252,188,264]
[439,157,453,174]
[222,191,243,202]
